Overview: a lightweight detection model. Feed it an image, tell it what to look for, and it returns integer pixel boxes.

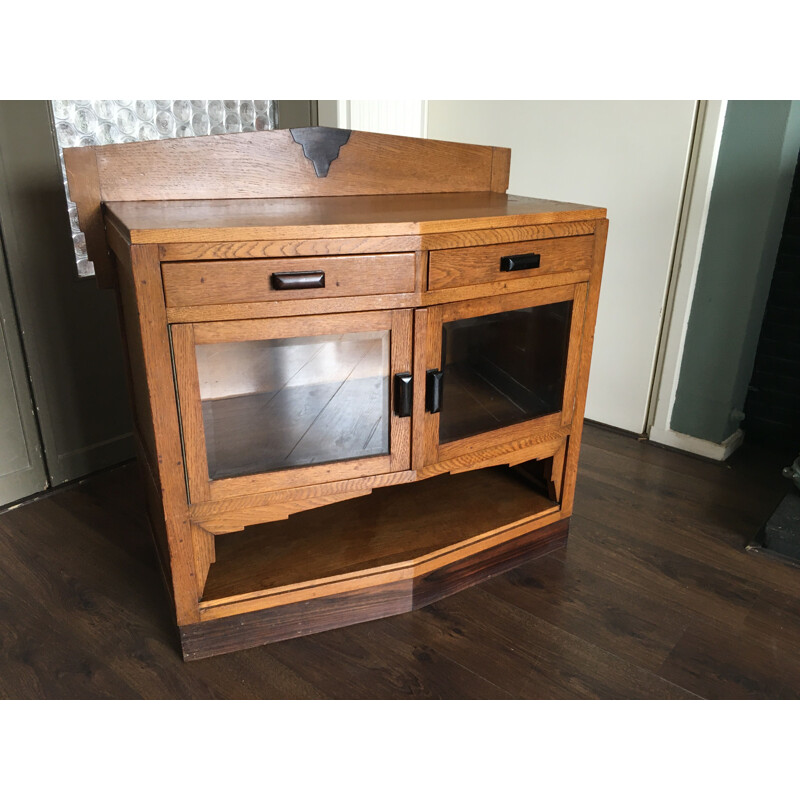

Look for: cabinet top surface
[105,192,607,245]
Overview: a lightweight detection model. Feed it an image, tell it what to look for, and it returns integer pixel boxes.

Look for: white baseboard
[647,426,745,461]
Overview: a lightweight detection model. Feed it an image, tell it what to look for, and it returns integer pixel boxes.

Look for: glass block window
[51,100,277,277]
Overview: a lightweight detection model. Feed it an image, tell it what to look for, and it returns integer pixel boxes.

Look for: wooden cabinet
[65,127,607,660]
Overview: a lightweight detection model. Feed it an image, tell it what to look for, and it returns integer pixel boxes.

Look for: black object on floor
[747,491,800,566]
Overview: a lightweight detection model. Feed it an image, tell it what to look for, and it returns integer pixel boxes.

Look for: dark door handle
[426,369,443,413]
[271,270,326,290]
[500,253,540,272]
[394,373,413,417]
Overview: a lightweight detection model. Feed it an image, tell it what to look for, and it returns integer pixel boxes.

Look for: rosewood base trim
[179,516,569,660]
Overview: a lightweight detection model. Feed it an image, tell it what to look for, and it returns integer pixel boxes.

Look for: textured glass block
[155,111,174,137]
[135,100,155,120]
[73,107,97,134]
[240,101,255,126]
[93,100,115,120]
[191,112,210,136]
[95,123,118,145]
[55,122,76,147]
[138,122,159,141]
[52,100,71,119]
[52,100,277,278]
[225,112,241,133]
[116,108,137,134]
[73,232,87,259]
[172,100,191,123]
[208,100,224,124]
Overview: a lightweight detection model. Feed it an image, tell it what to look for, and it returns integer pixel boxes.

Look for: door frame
[646,101,733,456]
[0,230,48,505]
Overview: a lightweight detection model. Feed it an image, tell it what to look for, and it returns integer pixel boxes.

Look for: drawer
[162,253,416,307]
[428,236,594,291]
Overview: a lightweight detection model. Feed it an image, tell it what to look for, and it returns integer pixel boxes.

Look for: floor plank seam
[471,584,695,699]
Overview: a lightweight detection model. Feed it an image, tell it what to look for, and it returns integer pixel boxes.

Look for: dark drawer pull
[394,373,413,418]
[271,270,326,290]
[426,369,443,413]
[500,253,540,272]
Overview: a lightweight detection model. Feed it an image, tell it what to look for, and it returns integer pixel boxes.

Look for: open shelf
[201,464,559,606]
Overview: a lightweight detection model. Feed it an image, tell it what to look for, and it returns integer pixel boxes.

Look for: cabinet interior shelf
[201,465,558,607]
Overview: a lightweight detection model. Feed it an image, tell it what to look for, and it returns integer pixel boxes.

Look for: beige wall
[426,101,697,433]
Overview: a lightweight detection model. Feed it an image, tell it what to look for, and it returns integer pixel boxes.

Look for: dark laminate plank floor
[1,424,797,699]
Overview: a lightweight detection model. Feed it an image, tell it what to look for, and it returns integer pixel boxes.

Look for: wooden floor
[1,424,798,700]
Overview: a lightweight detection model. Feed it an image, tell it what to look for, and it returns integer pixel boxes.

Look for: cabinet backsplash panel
[51,100,276,277]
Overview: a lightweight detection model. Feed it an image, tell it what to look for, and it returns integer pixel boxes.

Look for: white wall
[425,101,697,432]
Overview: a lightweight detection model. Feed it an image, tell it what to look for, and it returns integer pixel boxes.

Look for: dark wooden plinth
[179,516,569,660]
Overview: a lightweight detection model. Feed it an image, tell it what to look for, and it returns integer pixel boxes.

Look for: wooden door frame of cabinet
[414,282,588,473]
[171,309,414,504]
[116,244,207,624]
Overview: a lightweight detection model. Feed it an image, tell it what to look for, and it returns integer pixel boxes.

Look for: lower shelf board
[182,513,569,660]
[201,467,558,619]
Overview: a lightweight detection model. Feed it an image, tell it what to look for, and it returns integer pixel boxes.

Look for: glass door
[417,284,587,468]
[172,309,413,503]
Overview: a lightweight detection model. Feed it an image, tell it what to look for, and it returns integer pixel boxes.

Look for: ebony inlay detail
[290,127,352,177]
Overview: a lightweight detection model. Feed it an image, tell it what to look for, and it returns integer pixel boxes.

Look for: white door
[423,100,697,433]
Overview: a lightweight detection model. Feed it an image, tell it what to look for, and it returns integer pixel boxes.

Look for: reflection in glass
[439,302,572,444]
[196,331,390,480]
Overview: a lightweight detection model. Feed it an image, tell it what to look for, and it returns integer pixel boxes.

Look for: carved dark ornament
[290,127,352,177]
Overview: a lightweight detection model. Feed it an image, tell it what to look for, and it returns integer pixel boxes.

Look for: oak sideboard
[65,127,608,660]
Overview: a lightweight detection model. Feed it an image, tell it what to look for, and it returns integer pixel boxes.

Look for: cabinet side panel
[560,219,609,516]
[114,254,159,468]
[132,431,173,604]
[123,244,202,624]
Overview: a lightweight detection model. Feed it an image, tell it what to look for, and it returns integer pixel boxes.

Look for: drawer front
[162,253,416,307]
[428,236,594,291]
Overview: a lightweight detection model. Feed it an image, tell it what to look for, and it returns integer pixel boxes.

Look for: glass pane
[195,330,390,480]
[439,301,572,444]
